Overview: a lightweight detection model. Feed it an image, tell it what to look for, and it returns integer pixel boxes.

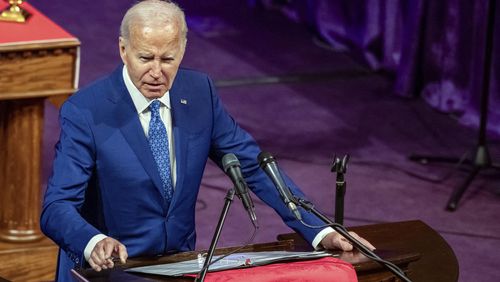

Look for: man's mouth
[144,83,164,90]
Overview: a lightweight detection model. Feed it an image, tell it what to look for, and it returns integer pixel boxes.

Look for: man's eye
[140,57,152,62]
[162,58,174,62]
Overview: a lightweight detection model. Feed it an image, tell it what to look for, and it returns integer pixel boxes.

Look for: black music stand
[409,0,500,211]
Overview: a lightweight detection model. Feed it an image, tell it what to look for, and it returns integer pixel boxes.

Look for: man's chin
[141,89,166,99]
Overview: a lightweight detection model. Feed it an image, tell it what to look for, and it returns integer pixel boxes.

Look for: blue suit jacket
[41,66,326,281]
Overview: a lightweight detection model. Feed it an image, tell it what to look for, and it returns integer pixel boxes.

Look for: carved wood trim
[0,39,80,52]
[0,45,78,59]
[0,88,76,100]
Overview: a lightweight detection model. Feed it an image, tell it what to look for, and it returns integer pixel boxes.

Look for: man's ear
[118,37,127,65]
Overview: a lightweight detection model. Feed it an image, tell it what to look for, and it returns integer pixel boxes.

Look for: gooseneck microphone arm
[294,197,412,282]
[257,151,411,282]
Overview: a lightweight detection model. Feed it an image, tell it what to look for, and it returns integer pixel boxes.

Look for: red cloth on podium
[192,257,357,282]
[0,2,75,44]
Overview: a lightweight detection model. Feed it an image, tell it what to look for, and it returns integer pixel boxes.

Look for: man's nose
[149,61,162,78]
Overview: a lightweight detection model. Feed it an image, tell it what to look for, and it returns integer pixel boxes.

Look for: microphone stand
[294,197,412,282]
[331,155,349,225]
[196,189,235,282]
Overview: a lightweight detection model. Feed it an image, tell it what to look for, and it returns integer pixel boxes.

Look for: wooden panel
[0,237,58,281]
[0,45,78,99]
[0,99,44,242]
[0,4,79,281]
[0,104,5,240]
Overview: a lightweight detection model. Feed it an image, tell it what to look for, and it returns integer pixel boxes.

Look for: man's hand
[88,237,128,272]
[320,231,375,251]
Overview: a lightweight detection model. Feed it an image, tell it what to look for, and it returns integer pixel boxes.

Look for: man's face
[119,22,185,99]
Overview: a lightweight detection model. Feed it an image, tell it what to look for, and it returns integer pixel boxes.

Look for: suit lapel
[118,106,165,195]
[170,126,187,206]
[168,79,190,210]
[108,67,166,201]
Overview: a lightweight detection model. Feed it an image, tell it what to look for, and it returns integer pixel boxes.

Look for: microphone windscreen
[257,151,275,167]
[222,153,240,173]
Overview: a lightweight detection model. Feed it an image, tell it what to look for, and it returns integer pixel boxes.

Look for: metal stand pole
[196,189,235,282]
[331,155,349,224]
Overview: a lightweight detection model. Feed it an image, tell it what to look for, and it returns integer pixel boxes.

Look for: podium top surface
[0,2,78,50]
[73,220,458,282]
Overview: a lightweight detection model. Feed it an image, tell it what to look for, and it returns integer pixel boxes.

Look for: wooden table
[72,220,458,282]
[0,2,79,281]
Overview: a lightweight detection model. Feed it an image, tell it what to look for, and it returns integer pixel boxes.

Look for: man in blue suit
[41,1,374,281]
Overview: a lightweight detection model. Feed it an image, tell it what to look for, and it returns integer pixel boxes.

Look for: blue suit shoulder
[66,77,114,109]
[173,68,215,91]
[177,67,210,80]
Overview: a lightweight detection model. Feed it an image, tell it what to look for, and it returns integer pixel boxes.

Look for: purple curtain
[252,0,500,136]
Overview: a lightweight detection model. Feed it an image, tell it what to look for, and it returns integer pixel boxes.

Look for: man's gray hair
[120,0,188,45]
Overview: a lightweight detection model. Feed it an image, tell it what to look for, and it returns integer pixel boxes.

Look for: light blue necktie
[148,100,173,202]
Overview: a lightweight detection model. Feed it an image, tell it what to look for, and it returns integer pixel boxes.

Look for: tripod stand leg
[446,166,481,211]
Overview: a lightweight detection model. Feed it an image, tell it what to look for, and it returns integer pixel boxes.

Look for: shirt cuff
[311,227,335,250]
[84,234,108,261]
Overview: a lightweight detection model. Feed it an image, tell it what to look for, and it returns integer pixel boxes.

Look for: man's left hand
[320,231,375,251]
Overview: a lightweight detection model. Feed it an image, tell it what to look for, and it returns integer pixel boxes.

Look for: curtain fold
[252,0,500,136]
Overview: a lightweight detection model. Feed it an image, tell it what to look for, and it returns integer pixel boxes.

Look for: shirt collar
[122,65,171,114]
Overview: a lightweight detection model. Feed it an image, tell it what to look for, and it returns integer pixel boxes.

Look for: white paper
[126,250,335,276]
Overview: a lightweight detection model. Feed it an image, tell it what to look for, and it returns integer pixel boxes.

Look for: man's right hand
[88,237,128,272]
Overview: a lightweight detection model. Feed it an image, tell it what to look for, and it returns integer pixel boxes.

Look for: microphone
[222,153,258,228]
[257,152,302,221]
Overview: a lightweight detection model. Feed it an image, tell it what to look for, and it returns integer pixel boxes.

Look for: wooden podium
[72,220,459,282]
[0,1,79,281]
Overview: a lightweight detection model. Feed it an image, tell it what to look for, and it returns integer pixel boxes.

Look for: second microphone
[222,153,259,228]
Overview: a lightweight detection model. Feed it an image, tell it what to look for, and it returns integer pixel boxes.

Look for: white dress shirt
[124,67,177,186]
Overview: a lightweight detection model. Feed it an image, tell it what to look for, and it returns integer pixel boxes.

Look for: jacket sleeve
[40,100,101,266]
[205,76,326,245]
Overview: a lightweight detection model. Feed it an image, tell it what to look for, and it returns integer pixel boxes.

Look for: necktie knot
[150,100,161,118]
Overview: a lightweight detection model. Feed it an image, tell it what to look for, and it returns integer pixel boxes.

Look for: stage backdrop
[250,0,500,136]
